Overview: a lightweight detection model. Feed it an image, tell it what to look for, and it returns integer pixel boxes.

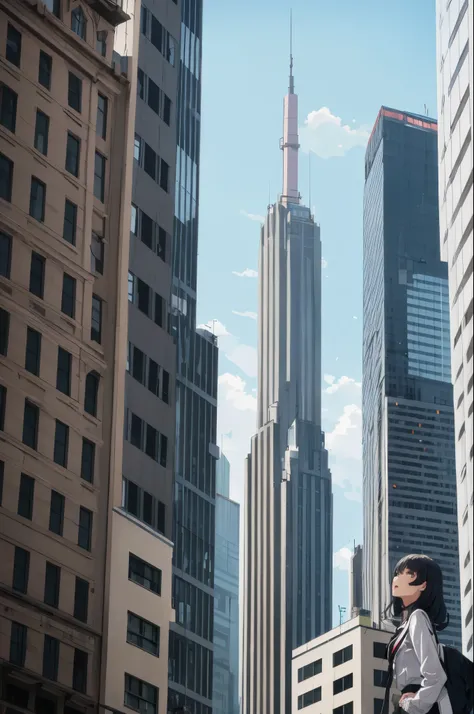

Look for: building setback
[350,545,363,618]
[0,0,136,712]
[362,107,462,649]
[242,50,332,714]
[436,0,473,658]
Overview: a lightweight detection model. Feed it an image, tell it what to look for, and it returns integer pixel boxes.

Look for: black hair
[385,554,449,631]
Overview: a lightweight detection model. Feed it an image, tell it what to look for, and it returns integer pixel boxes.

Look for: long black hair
[385,554,449,631]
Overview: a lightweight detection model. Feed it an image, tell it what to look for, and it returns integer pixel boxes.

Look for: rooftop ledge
[84,0,130,27]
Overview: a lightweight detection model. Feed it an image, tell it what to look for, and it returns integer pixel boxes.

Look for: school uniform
[389,609,452,714]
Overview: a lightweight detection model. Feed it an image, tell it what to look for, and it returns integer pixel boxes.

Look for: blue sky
[196,0,438,627]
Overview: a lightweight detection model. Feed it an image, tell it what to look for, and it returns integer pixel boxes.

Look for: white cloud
[240,209,265,223]
[321,257,328,269]
[300,107,371,159]
[324,374,336,385]
[325,376,362,395]
[199,319,258,378]
[233,268,258,279]
[326,404,362,460]
[333,547,352,572]
[233,310,258,321]
[219,373,257,412]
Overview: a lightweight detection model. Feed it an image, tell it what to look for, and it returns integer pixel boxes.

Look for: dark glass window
[126,480,139,516]
[34,110,49,155]
[49,490,65,535]
[91,232,104,274]
[334,673,353,695]
[96,31,107,57]
[53,420,69,467]
[137,68,145,99]
[63,199,77,245]
[10,622,27,666]
[157,501,165,534]
[71,7,86,40]
[22,400,39,450]
[74,577,89,622]
[333,705,353,714]
[374,698,384,714]
[84,371,99,417]
[132,346,145,382]
[6,24,22,67]
[148,358,159,395]
[94,152,106,202]
[81,438,95,483]
[333,645,353,667]
[130,413,143,448]
[29,178,46,222]
[44,562,60,607]
[78,506,92,551]
[141,211,153,248]
[374,669,389,688]
[373,642,387,659]
[73,649,88,693]
[97,94,108,139]
[25,327,41,376]
[159,159,169,192]
[124,674,158,714]
[144,143,156,180]
[56,347,72,395]
[0,152,14,202]
[137,278,151,315]
[163,95,171,125]
[38,51,52,89]
[68,72,82,112]
[160,434,167,468]
[65,133,80,177]
[128,554,161,595]
[18,473,34,519]
[298,686,322,709]
[0,83,18,132]
[61,273,76,318]
[162,370,169,403]
[127,612,160,656]
[157,226,166,261]
[154,293,164,328]
[29,251,45,297]
[298,658,322,683]
[150,15,163,52]
[44,0,60,17]
[43,635,60,681]
[145,423,157,460]
[13,546,30,593]
[0,231,12,278]
[147,77,161,115]
[0,384,6,431]
[91,294,102,343]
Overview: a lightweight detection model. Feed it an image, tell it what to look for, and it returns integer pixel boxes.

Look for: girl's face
[392,567,426,601]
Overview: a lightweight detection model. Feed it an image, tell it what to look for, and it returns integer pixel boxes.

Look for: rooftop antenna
[289,9,294,94]
[308,152,312,212]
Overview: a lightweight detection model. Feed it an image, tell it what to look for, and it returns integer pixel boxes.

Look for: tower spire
[281,10,300,205]
[289,9,294,94]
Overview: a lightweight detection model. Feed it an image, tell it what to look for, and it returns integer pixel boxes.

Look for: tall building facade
[362,107,462,649]
[0,0,136,713]
[213,454,240,714]
[436,0,473,658]
[167,0,220,711]
[350,545,363,617]
[242,54,332,714]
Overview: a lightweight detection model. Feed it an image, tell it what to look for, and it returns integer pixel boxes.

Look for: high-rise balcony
[84,0,129,26]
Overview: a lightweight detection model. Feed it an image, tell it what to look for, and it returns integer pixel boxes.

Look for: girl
[384,554,452,714]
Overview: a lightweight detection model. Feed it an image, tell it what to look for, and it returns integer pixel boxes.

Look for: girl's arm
[400,610,447,714]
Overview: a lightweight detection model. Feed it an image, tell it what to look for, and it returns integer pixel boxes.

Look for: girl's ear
[419,580,427,592]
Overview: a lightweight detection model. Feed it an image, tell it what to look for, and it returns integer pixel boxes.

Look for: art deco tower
[242,38,333,714]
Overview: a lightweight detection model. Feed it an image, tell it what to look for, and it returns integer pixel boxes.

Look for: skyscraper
[242,47,333,714]
[350,545,364,617]
[362,107,462,648]
[167,0,220,711]
[436,0,473,658]
[213,454,240,714]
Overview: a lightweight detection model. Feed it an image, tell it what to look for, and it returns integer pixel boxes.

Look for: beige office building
[292,614,395,714]
[0,0,176,713]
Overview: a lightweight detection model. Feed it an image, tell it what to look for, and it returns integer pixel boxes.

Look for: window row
[127,611,160,657]
[129,553,162,596]
[168,631,213,699]
[172,575,214,642]
[124,408,168,468]
[137,68,172,126]
[128,271,166,328]
[298,686,321,710]
[9,620,88,693]
[140,6,177,66]
[127,341,170,404]
[130,203,168,262]
[134,135,170,192]
[122,477,166,536]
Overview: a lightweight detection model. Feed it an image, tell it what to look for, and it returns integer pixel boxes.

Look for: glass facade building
[362,107,462,648]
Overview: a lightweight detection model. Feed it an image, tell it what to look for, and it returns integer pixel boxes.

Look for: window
[13,546,30,593]
[131,204,138,234]
[373,642,387,659]
[18,473,34,519]
[94,152,106,201]
[374,698,384,714]
[333,705,353,714]
[81,438,95,483]
[137,278,151,315]
[132,346,145,382]
[44,562,60,607]
[97,94,108,139]
[0,460,4,505]
[74,577,89,622]
[0,384,6,431]
[333,645,353,667]
[127,612,160,656]
[38,51,52,89]
[61,273,76,318]
[130,413,143,448]
[54,420,69,467]
[78,506,92,551]
[91,294,102,343]
[43,635,60,681]
[10,622,27,666]
[44,0,60,16]
[144,143,156,179]
[122,477,166,535]
[141,211,153,248]
[24,329,42,379]
[34,110,49,155]
[157,226,166,261]
[63,199,77,245]
[6,24,22,67]
[29,251,45,298]
[0,83,17,132]
[0,231,12,278]
[298,658,322,683]
[374,669,389,688]
[29,178,46,222]
[124,674,158,714]
[23,401,39,449]
[68,72,82,112]
[56,347,72,396]
[298,687,322,709]
[96,30,107,57]
[0,152,14,202]
[159,159,169,192]
[65,133,80,177]
[71,7,86,40]
[162,370,169,403]
[134,135,142,162]
[73,649,88,693]
[128,554,161,595]
[154,293,164,327]
[84,371,99,417]
[334,673,353,695]
[91,232,104,274]
[49,490,65,536]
